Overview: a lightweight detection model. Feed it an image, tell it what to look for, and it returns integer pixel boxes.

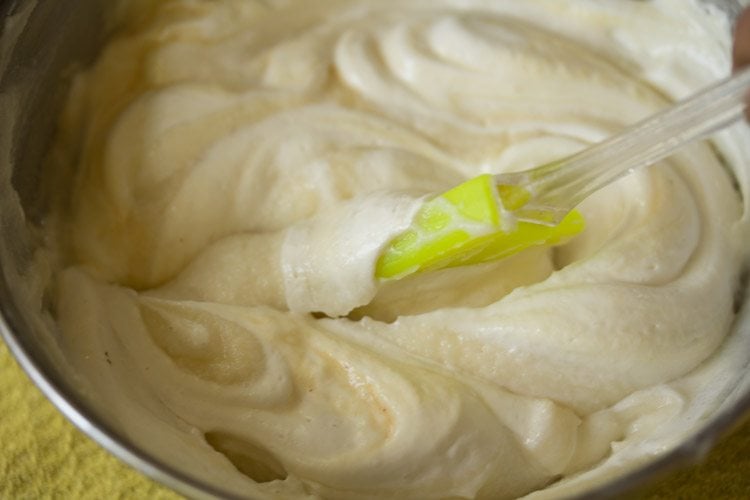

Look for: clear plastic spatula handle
[499,65,750,225]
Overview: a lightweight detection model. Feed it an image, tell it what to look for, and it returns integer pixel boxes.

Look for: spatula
[376,66,750,280]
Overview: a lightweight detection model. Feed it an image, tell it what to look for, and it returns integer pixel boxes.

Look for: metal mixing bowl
[1,0,749,498]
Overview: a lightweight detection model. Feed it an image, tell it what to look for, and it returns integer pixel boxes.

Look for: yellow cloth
[1,339,748,499]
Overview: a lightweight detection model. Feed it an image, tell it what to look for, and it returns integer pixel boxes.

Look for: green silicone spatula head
[376,65,750,281]
[375,174,584,279]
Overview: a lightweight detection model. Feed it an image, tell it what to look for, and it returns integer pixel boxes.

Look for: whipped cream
[49,0,750,498]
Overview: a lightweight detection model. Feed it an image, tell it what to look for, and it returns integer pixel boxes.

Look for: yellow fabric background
[2,339,749,499]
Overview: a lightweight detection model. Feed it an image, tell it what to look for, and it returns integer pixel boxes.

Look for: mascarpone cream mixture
[48,0,750,498]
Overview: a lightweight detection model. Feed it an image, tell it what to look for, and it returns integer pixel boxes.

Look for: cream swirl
[50,0,749,498]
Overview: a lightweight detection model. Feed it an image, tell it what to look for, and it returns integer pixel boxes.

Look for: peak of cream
[282,192,421,316]
[48,0,750,498]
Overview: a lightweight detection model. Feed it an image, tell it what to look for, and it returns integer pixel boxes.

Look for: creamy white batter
[48,0,750,498]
